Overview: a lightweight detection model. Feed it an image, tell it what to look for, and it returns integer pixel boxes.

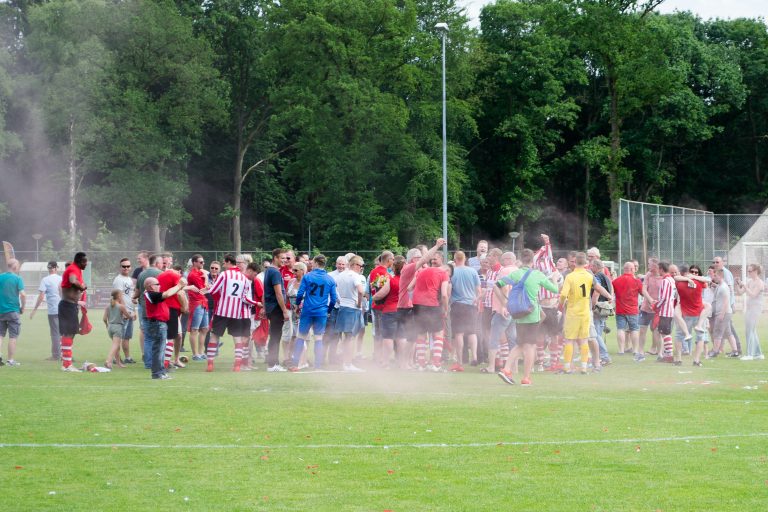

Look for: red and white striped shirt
[655,274,676,318]
[533,242,558,300]
[209,268,256,319]
[483,264,501,308]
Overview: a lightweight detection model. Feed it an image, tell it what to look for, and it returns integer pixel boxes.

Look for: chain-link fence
[620,199,768,279]
[619,199,714,270]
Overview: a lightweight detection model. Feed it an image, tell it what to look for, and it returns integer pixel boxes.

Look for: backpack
[506,268,534,319]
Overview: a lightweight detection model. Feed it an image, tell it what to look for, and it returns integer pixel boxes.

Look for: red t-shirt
[61,263,83,289]
[280,266,295,306]
[251,276,264,316]
[382,275,400,314]
[412,267,448,307]
[676,280,704,317]
[612,272,643,315]
[186,268,207,309]
[157,270,181,310]
[144,290,170,322]
[397,262,418,309]
[369,265,390,311]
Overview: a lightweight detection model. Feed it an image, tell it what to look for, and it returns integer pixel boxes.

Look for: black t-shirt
[263,266,285,314]
[132,267,144,280]
[593,272,612,302]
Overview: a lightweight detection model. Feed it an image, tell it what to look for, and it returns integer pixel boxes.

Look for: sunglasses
[121,265,131,268]
[210,267,220,271]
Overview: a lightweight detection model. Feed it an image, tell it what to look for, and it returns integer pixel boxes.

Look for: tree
[198,0,306,253]
[474,0,585,239]
[26,0,113,247]
[90,0,226,251]
[570,0,668,224]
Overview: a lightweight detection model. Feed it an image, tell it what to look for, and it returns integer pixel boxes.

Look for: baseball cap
[47,261,58,269]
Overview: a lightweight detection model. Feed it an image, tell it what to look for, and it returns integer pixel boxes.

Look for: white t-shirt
[38,274,62,315]
[112,275,135,312]
[336,270,365,309]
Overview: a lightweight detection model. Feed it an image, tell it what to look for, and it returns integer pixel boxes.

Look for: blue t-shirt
[0,272,24,314]
[451,265,480,305]
[263,266,286,314]
[296,269,338,316]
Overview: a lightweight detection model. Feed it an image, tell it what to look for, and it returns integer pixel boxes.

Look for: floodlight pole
[32,234,42,261]
[509,231,520,257]
[436,22,449,261]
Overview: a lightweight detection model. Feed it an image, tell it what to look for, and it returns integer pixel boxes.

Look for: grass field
[1,313,768,511]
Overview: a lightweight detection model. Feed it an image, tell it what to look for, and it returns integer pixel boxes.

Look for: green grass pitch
[1,313,767,511]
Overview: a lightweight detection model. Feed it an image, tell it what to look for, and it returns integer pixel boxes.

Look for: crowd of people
[0,236,764,384]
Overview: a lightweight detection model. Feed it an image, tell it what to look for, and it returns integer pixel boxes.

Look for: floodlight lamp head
[435,22,449,32]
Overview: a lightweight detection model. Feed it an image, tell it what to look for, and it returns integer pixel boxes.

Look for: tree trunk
[68,116,77,248]
[151,210,162,254]
[748,99,762,184]
[607,75,621,224]
[232,118,247,254]
[233,152,244,254]
[583,164,590,248]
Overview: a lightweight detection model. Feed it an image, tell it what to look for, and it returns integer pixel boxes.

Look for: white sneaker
[61,366,82,372]
[755,354,765,360]
[740,355,754,361]
[343,364,365,373]
[5,360,20,367]
[267,365,287,372]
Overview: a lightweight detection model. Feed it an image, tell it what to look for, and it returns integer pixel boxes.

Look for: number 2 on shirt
[226,281,241,298]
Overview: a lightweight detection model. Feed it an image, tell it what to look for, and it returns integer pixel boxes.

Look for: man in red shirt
[186,254,209,361]
[144,275,187,380]
[157,260,182,369]
[59,252,88,371]
[674,264,709,365]
[612,262,643,357]
[412,251,450,370]
[369,251,394,364]
[398,239,446,348]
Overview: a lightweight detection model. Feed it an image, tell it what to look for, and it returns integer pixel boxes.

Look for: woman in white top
[736,264,764,360]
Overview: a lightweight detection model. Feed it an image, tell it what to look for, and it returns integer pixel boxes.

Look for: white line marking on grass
[2,432,767,450]
[1,385,768,404]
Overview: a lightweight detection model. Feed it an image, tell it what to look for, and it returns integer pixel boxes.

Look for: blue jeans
[593,314,610,362]
[141,316,152,368]
[489,312,516,349]
[145,320,168,379]
[675,315,706,352]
